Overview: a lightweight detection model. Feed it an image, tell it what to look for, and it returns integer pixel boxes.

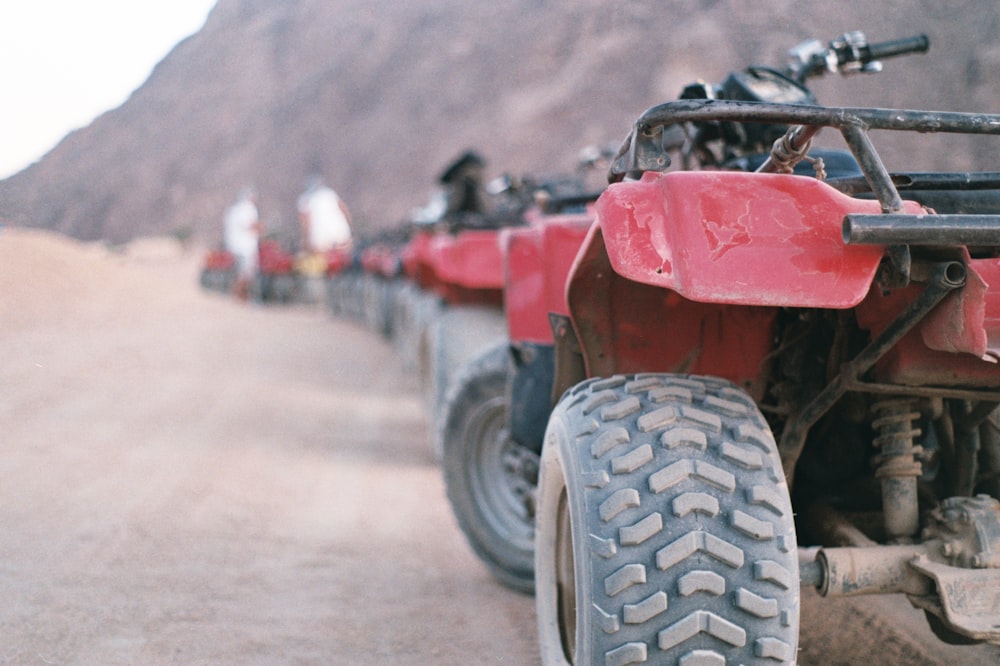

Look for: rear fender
[426,229,505,306]
[401,231,436,289]
[502,210,594,447]
[324,246,353,276]
[502,211,593,344]
[429,229,504,289]
[597,171,923,308]
[566,223,777,401]
[257,239,295,275]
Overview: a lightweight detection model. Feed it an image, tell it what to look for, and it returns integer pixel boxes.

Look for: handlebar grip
[865,34,929,61]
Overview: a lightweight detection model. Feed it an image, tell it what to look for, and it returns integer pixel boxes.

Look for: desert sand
[0,228,996,664]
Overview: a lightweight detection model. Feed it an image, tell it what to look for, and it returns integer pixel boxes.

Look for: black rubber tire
[249,274,266,302]
[428,304,507,459]
[442,343,536,593]
[362,275,392,337]
[271,274,298,303]
[199,267,234,293]
[536,374,799,665]
[390,282,429,372]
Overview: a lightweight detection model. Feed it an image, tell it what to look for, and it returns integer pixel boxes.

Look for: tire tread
[544,373,798,664]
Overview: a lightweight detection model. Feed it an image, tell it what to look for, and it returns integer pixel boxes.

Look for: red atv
[198,237,299,303]
[393,220,508,440]
[439,198,596,592]
[394,171,577,461]
[251,236,299,303]
[199,246,237,293]
[532,33,1000,663]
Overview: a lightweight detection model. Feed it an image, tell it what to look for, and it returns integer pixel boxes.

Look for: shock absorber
[872,399,924,541]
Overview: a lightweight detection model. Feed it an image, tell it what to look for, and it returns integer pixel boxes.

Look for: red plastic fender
[324,246,352,276]
[257,238,294,275]
[376,247,401,278]
[566,222,777,399]
[400,230,436,289]
[398,228,505,305]
[596,170,924,308]
[502,209,593,344]
[856,254,1000,386]
[359,244,399,277]
[427,229,505,290]
[203,248,236,271]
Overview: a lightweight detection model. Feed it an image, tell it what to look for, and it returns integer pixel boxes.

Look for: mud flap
[507,341,554,454]
[548,313,585,405]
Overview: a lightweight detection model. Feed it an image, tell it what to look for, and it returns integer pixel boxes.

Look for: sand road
[0,229,996,665]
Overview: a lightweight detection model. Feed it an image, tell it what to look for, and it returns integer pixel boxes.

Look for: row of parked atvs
[237,31,1000,665]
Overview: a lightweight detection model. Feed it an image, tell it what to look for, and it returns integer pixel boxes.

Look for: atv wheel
[248,274,266,302]
[429,304,507,458]
[536,374,799,665]
[271,273,298,303]
[442,344,536,593]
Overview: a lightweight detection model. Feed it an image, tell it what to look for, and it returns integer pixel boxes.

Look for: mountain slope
[1,0,998,243]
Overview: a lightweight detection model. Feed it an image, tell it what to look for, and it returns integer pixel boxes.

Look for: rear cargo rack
[609,99,1000,215]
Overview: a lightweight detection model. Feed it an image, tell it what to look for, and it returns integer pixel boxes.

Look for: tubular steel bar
[617,99,1000,155]
[828,172,1000,195]
[609,100,1000,216]
[844,213,1000,246]
[840,122,905,213]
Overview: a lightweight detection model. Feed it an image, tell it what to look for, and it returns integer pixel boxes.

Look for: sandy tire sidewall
[536,374,799,665]
[429,305,507,458]
[442,343,535,593]
[536,386,595,665]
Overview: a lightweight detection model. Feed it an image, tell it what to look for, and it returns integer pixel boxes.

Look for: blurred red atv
[533,33,1000,664]
[400,222,508,450]
[251,237,298,303]
[439,203,594,592]
[198,246,237,293]
[198,237,298,303]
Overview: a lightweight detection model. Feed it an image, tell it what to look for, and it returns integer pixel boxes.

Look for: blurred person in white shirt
[223,187,261,297]
[298,177,352,254]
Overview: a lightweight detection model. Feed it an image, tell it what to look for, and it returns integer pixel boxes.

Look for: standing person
[297,177,353,304]
[223,187,261,300]
[297,177,352,254]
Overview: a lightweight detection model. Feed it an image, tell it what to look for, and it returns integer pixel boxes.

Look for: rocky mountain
[1,0,999,243]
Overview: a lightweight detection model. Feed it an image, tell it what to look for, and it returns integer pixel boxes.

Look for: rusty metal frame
[609,99,1000,217]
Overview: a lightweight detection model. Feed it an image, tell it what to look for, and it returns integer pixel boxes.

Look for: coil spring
[872,399,924,479]
[872,399,924,540]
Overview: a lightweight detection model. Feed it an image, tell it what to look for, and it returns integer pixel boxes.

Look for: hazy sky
[0,1,217,179]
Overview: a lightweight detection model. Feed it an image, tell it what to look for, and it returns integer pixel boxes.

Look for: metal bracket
[609,125,674,178]
[908,557,1000,642]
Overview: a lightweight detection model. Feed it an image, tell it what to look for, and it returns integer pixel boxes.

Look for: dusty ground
[1,228,997,665]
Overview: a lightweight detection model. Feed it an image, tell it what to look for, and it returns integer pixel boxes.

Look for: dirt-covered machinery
[527,32,1000,664]
[439,202,596,592]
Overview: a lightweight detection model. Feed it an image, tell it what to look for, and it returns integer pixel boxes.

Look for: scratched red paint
[596,170,924,308]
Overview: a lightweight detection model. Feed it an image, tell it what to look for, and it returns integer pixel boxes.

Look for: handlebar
[789,32,930,82]
[865,34,929,62]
